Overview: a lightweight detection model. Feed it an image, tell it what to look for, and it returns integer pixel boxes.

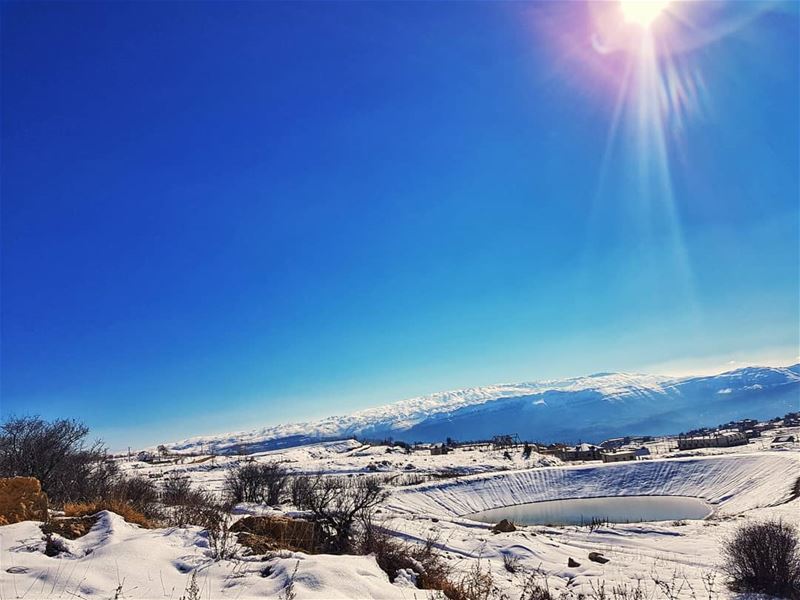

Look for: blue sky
[2,2,798,449]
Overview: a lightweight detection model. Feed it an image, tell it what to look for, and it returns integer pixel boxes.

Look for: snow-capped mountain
[163,365,800,454]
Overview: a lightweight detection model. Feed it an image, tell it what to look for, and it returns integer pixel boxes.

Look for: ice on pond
[466,495,712,526]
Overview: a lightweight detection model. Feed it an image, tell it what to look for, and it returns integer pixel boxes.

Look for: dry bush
[198,500,236,559]
[64,499,154,528]
[503,553,521,574]
[41,515,98,540]
[294,474,387,552]
[445,559,498,600]
[360,524,449,585]
[290,474,315,507]
[518,570,556,600]
[179,571,201,600]
[112,475,161,515]
[162,476,193,506]
[224,462,288,505]
[360,520,501,600]
[159,476,220,528]
[722,519,800,599]
[0,416,118,505]
[164,489,218,528]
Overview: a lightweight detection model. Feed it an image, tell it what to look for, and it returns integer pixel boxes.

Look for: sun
[619,0,671,28]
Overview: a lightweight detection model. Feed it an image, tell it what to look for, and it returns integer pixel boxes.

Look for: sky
[2,1,798,449]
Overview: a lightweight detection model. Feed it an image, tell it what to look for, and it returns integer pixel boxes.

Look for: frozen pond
[466,495,712,526]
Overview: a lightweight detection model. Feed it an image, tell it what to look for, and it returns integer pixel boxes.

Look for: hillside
[163,364,800,454]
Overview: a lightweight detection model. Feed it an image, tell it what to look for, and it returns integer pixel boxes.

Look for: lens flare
[619,1,671,28]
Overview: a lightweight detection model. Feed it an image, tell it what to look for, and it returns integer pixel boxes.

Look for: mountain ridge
[162,364,800,454]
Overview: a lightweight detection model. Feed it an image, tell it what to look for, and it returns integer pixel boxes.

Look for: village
[134,410,800,464]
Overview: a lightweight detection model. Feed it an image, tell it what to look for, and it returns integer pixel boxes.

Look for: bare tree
[224,462,288,505]
[0,415,113,504]
[294,474,387,552]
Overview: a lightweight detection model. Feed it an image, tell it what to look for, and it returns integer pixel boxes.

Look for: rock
[568,558,581,567]
[588,551,609,564]
[230,515,322,554]
[6,566,29,574]
[492,519,516,533]
[0,477,48,524]
[41,516,98,540]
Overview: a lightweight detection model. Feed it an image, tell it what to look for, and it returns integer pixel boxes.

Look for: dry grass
[64,499,155,528]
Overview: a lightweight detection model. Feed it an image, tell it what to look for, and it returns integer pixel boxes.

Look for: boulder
[568,557,581,568]
[492,519,516,533]
[230,515,321,554]
[0,477,48,524]
[588,551,609,564]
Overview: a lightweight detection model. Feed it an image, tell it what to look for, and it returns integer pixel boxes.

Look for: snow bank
[386,452,799,518]
[0,511,423,599]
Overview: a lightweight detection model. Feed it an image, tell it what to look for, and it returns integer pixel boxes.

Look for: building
[677,431,747,450]
[430,444,450,456]
[601,449,636,463]
[784,412,800,427]
[554,443,602,462]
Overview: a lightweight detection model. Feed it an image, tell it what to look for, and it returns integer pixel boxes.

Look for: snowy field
[1,434,798,599]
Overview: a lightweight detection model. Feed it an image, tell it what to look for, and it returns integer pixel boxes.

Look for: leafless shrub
[225,462,288,505]
[650,570,691,600]
[722,520,800,599]
[584,516,610,532]
[165,488,219,528]
[503,553,521,574]
[0,415,116,505]
[289,475,312,507]
[43,532,69,557]
[700,570,718,600]
[179,571,200,600]
[392,473,427,486]
[359,520,451,590]
[610,580,646,600]
[588,580,608,600]
[518,569,555,600]
[113,475,160,515]
[162,476,193,506]
[448,559,498,600]
[200,500,236,560]
[278,560,299,600]
[293,474,387,552]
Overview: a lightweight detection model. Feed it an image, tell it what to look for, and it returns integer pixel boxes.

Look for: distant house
[784,412,800,427]
[430,444,450,456]
[555,443,602,462]
[601,449,636,463]
[599,437,628,450]
[677,431,747,450]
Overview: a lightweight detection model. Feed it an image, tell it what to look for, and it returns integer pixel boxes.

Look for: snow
[0,512,425,600]
[159,365,800,454]
[2,429,799,598]
[384,452,800,518]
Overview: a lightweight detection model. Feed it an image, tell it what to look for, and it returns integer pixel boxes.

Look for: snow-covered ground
[2,434,799,599]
